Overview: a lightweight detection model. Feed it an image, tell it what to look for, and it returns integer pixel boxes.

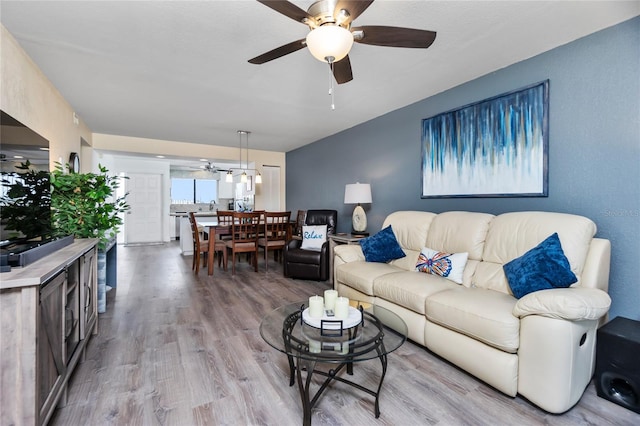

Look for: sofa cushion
[416,247,468,284]
[335,261,399,296]
[425,211,494,260]
[360,225,406,263]
[504,233,577,299]
[426,287,520,353]
[382,211,436,252]
[374,271,457,315]
[301,225,326,251]
[474,212,597,294]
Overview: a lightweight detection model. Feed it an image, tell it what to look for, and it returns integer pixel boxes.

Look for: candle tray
[301,306,363,333]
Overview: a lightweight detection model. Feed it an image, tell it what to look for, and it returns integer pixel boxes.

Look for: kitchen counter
[170,212,218,217]
[175,214,221,254]
[171,213,217,245]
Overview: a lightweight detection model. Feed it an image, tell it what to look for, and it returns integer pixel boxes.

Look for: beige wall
[1,25,92,171]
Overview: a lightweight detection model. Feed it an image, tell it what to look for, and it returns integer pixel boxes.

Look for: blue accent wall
[286,17,640,321]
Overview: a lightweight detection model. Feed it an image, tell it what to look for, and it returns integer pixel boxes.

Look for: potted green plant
[50,162,129,313]
[50,163,129,248]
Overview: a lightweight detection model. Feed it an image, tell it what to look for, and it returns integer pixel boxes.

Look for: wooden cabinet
[0,239,98,426]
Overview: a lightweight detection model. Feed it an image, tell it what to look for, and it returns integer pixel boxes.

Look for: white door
[261,166,281,211]
[125,173,163,244]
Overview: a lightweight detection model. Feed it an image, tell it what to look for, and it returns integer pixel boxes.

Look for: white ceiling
[2,1,638,155]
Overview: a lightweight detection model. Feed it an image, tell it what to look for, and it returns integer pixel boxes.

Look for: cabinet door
[80,247,97,339]
[65,261,81,362]
[218,180,234,199]
[38,271,66,419]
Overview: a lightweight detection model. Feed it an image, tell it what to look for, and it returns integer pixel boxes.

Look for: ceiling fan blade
[248,39,307,64]
[334,0,374,25]
[257,0,312,24]
[352,26,436,48]
[331,55,353,84]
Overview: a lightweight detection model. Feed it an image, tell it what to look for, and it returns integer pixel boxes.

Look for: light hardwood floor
[50,242,639,426]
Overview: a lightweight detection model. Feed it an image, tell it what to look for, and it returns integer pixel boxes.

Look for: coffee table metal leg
[374,343,388,418]
[287,354,296,386]
[296,356,317,426]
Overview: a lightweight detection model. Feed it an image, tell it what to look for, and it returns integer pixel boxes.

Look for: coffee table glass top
[260,301,407,363]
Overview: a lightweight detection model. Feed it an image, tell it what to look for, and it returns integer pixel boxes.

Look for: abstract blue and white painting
[421,81,548,198]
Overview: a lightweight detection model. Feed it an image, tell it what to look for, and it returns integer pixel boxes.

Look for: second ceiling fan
[248,0,437,84]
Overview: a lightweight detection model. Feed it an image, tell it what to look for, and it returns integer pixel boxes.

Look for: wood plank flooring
[50,242,640,425]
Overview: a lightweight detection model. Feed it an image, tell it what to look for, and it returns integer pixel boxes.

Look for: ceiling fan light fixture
[306,25,353,63]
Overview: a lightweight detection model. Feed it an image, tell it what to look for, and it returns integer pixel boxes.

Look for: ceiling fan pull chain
[329,60,336,110]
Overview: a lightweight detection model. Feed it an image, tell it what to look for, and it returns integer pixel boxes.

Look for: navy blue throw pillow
[359,225,406,263]
[503,233,577,299]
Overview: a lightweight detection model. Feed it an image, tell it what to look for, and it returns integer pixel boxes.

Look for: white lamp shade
[306,25,354,63]
[225,171,233,183]
[344,183,372,204]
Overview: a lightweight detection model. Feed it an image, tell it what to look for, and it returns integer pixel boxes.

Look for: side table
[328,233,366,285]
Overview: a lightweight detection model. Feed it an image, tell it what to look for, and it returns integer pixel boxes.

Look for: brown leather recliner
[283,209,337,281]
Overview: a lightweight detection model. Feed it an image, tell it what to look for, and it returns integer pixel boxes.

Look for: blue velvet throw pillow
[503,233,577,299]
[360,225,406,263]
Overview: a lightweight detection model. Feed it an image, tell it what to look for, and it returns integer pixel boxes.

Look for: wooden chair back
[188,212,207,273]
[188,212,202,247]
[259,211,291,270]
[225,211,261,274]
[264,211,291,241]
[216,210,234,240]
[294,210,306,238]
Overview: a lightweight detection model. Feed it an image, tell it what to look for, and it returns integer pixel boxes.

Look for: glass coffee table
[260,301,407,426]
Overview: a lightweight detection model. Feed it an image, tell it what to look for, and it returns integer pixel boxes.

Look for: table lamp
[344,183,372,236]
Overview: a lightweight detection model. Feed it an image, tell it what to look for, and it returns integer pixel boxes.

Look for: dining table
[198,216,296,276]
[198,220,232,276]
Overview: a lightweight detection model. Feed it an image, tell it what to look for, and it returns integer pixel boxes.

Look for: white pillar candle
[309,295,324,318]
[334,296,350,319]
[324,289,338,311]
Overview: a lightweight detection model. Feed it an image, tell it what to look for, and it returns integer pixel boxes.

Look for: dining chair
[225,211,261,274]
[216,210,234,240]
[258,211,291,271]
[189,212,226,274]
[215,209,235,268]
[254,210,267,242]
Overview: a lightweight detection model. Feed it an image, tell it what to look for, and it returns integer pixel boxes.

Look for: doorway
[124,173,163,244]
[261,165,281,211]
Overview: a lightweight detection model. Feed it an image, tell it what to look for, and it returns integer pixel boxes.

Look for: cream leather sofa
[333,211,611,413]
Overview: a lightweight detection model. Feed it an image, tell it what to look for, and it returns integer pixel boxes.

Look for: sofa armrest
[513,287,611,321]
[334,244,365,264]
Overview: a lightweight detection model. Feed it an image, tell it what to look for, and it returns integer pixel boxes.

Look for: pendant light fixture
[226,130,262,184]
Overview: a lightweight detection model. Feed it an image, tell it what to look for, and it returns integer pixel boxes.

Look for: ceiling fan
[191,162,229,173]
[248,0,437,84]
